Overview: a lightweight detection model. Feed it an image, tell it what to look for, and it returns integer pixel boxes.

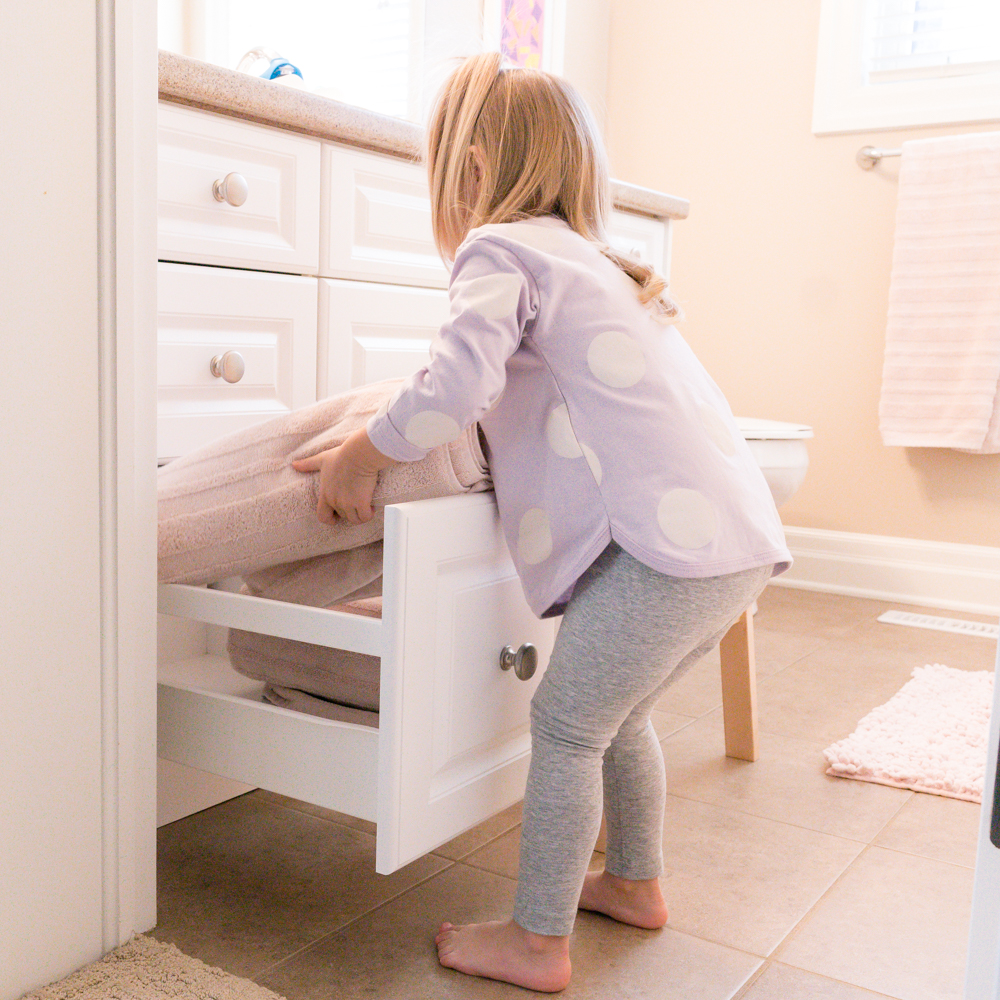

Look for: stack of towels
[879,131,1000,452]
[158,378,492,721]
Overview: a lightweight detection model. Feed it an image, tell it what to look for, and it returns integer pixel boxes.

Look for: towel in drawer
[229,597,383,724]
[158,377,491,585]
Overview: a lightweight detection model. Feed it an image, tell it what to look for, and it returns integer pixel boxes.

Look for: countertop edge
[158,50,690,221]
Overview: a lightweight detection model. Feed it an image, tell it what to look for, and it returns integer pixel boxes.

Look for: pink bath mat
[823,664,993,803]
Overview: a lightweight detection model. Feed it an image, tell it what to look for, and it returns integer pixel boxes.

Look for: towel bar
[857,145,903,170]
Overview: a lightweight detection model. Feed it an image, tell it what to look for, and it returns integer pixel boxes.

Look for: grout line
[251,858,461,983]
[767,843,879,964]
[250,815,528,982]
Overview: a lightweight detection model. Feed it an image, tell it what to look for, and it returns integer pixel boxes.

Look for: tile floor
[152,586,995,999]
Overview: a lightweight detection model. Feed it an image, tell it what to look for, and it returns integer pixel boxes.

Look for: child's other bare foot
[435,918,571,993]
[578,871,668,929]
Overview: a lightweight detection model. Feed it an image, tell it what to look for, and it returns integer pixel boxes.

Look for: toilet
[735,417,813,508]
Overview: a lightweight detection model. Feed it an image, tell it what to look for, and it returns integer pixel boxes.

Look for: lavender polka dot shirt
[367,215,791,618]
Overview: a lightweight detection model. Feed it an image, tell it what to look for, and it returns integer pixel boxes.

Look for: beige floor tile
[753,639,933,745]
[433,802,524,861]
[778,846,974,1000]
[153,793,448,979]
[873,792,982,868]
[657,796,864,956]
[651,708,696,739]
[661,716,912,842]
[254,789,377,835]
[740,962,893,999]
[843,605,997,673]
[656,651,726,717]
[653,625,827,721]
[754,587,886,637]
[256,863,764,1000]
[464,825,604,880]
[752,627,832,676]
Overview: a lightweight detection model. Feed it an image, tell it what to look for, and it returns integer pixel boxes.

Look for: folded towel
[228,598,383,711]
[158,378,491,584]
[262,683,380,727]
[879,132,1000,452]
[242,542,384,607]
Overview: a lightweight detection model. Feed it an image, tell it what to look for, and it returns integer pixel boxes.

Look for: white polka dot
[657,489,718,549]
[545,404,583,459]
[373,398,389,421]
[699,403,737,457]
[404,410,461,449]
[586,331,647,388]
[581,443,602,485]
[455,273,523,321]
[517,508,553,565]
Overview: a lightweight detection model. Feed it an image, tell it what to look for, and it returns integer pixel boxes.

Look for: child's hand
[291,428,397,526]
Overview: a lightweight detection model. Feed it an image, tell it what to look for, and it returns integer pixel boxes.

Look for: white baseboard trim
[774,526,1000,618]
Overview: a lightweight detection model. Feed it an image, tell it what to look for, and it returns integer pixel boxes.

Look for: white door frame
[97,0,159,946]
[966,633,1000,997]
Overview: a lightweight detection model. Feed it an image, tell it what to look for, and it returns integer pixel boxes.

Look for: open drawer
[158,493,557,874]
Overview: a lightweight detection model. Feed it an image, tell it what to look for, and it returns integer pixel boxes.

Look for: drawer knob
[212,172,249,207]
[500,643,538,681]
[210,350,246,383]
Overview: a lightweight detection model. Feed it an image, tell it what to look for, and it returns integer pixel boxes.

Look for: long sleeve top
[366,215,791,618]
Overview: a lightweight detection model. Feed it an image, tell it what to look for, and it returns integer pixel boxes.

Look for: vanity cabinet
[155,99,676,868]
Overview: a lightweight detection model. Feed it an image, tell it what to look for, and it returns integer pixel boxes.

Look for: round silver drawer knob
[212,171,249,207]
[500,643,538,681]
[210,350,246,383]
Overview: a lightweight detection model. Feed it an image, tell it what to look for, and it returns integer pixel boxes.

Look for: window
[159,0,561,123]
[813,0,1000,133]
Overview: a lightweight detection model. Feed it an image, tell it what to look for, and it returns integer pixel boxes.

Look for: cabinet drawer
[158,493,558,873]
[158,103,321,273]
[608,209,671,276]
[321,144,450,288]
[318,279,449,397]
[157,263,318,460]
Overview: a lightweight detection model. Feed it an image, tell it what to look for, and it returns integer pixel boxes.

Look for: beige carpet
[22,936,285,1000]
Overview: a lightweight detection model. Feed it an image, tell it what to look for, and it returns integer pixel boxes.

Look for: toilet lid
[734,417,813,440]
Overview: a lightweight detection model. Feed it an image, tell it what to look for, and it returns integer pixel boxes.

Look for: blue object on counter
[263,58,303,81]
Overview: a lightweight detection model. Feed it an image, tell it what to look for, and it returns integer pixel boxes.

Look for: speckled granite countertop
[158,50,689,221]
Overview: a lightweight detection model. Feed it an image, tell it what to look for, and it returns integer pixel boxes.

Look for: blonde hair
[426,52,680,320]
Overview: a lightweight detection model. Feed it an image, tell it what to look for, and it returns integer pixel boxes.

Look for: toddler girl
[292,52,790,992]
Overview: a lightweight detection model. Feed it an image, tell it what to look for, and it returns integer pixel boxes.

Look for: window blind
[866,0,1000,81]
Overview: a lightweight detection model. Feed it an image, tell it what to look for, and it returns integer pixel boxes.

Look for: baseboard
[774,526,1000,618]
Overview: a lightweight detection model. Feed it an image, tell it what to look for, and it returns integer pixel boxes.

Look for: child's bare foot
[578,871,669,929]
[435,918,571,993]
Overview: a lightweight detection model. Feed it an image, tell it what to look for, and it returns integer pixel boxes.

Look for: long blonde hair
[426,52,680,319]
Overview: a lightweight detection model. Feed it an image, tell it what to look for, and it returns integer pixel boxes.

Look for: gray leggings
[513,542,771,936]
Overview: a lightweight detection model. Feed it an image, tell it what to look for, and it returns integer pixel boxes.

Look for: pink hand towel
[879,132,1000,452]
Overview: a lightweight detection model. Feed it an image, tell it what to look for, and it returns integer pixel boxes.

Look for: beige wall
[605,1,1000,547]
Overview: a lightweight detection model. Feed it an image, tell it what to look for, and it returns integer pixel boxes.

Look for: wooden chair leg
[719,609,758,761]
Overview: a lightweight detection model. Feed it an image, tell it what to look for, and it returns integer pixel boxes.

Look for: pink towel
[158,378,491,585]
[229,598,383,718]
[879,132,1000,452]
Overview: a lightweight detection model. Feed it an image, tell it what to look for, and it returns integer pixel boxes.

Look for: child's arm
[291,427,398,525]
[365,239,536,464]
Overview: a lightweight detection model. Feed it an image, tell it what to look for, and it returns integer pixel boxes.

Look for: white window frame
[813,0,1000,134]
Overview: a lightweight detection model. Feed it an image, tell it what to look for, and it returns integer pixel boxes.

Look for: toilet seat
[734,417,813,440]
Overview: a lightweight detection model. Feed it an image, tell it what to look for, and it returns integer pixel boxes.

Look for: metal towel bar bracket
[857,145,903,170]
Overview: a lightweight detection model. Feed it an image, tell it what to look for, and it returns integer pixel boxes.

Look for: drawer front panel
[321,145,450,288]
[377,494,558,874]
[157,263,317,460]
[318,279,449,397]
[158,103,321,273]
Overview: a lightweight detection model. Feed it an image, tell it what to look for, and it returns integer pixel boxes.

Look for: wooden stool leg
[719,609,758,761]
